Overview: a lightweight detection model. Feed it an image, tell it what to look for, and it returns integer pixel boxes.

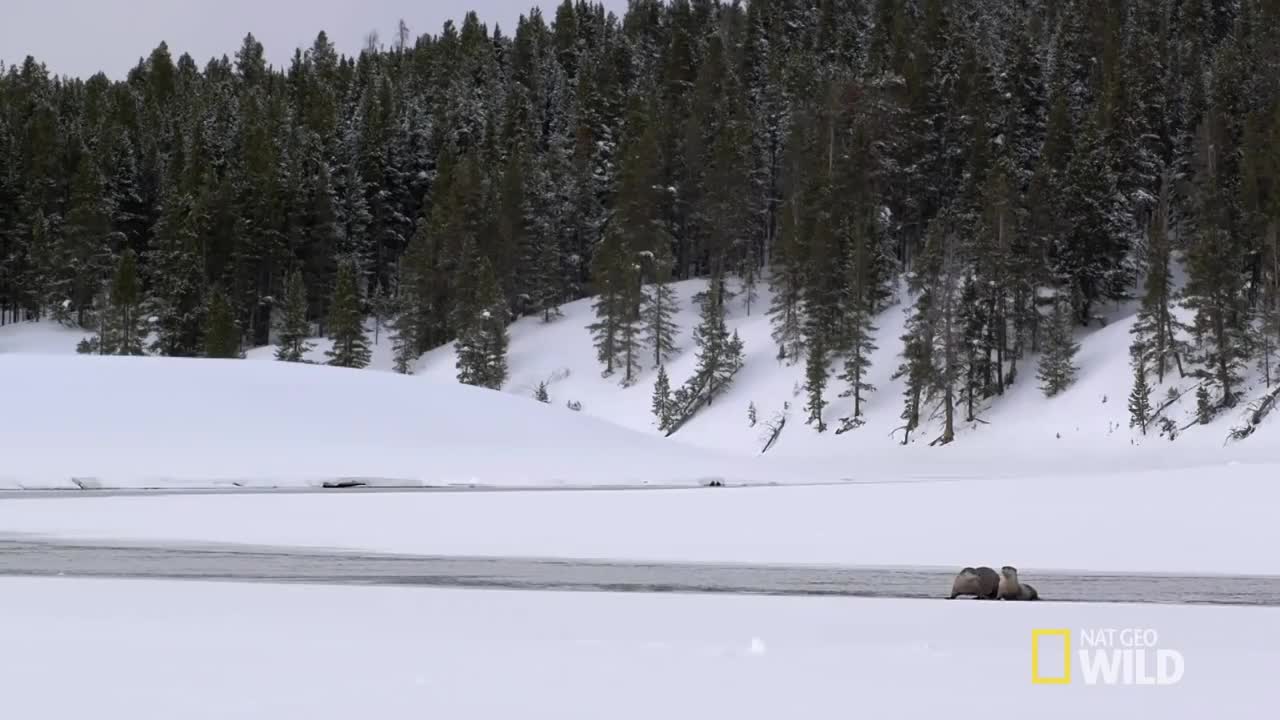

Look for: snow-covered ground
[0,352,850,490]
[1,577,1274,719]
[5,276,1276,470]
[2,457,1275,574]
[411,277,1280,458]
[2,276,1278,491]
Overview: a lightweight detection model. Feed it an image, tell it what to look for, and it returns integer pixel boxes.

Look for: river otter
[949,566,1000,599]
[997,566,1039,601]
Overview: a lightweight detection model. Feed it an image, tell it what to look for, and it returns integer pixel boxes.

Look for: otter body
[949,566,1000,599]
[997,566,1039,601]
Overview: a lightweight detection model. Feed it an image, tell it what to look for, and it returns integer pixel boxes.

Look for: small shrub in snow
[566,400,583,412]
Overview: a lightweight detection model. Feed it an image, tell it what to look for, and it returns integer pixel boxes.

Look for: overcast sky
[2,0,629,80]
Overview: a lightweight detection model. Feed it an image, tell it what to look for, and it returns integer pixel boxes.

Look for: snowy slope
[415,277,1278,459]
[3,272,1277,479]
[0,352,847,489]
[407,276,1280,469]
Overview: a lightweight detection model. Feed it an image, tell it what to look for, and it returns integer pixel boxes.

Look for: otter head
[1001,566,1018,578]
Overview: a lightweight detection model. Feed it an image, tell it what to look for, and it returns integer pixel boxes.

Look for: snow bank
[1,578,1273,719]
[0,353,841,489]
[4,460,1277,573]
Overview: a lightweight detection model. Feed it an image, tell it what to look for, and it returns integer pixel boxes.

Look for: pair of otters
[948,565,1039,601]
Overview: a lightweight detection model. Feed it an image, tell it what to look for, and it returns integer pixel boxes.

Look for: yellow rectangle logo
[1031,629,1071,684]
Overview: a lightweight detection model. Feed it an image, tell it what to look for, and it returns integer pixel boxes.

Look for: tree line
[1,0,1277,443]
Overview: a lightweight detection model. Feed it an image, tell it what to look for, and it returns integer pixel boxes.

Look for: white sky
[2,0,629,80]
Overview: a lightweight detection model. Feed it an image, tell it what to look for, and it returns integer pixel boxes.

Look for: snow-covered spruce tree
[1196,384,1213,425]
[110,248,146,355]
[1246,124,1279,388]
[455,256,509,390]
[59,148,118,327]
[1037,290,1080,397]
[666,285,745,434]
[274,270,314,362]
[587,227,643,384]
[1128,345,1152,434]
[897,213,969,446]
[204,286,241,359]
[641,242,680,369]
[893,292,935,446]
[1052,114,1130,327]
[391,216,436,365]
[928,229,969,445]
[604,96,665,385]
[1182,110,1251,412]
[325,259,371,369]
[651,364,673,432]
[768,182,806,362]
[690,283,745,405]
[389,278,420,375]
[1129,171,1186,383]
[535,382,550,404]
[804,333,829,432]
[146,189,208,357]
[837,223,879,428]
[80,248,146,356]
[478,266,511,390]
[27,211,58,322]
[739,238,761,316]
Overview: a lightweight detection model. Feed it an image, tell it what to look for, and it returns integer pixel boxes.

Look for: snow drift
[0,353,840,489]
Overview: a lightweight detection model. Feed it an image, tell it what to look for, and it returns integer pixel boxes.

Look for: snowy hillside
[406,276,1280,463]
[4,274,1280,485]
[0,352,851,489]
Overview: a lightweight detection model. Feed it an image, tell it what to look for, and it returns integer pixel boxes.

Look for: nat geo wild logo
[1031,628,1185,686]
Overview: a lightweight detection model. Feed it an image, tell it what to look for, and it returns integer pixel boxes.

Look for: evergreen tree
[1038,290,1080,397]
[455,256,509,390]
[326,259,371,369]
[27,211,57,321]
[108,249,146,356]
[535,381,550,404]
[804,334,829,432]
[641,243,680,368]
[1053,112,1130,326]
[768,140,808,363]
[1129,172,1186,383]
[80,249,146,356]
[1196,383,1213,425]
[389,277,421,375]
[587,228,641,381]
[274,270,314,362]
[1128,347,1153,434]
[651,364,673,432]
[147,189,208,358]
[59,148,118,327]
[204,287,241,359]
[478,263,511,390]
[837,221,880,425]
[689,285,745,405]
[1183,111,1251,410]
